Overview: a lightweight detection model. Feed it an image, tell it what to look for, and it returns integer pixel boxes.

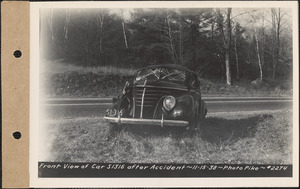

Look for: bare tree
[165,12,178,64]
[122,21,128,49]
[46,9,54,41]
[63,9,71,43]
[234,24,239,80]
[212,8,232,84]
[254,27,263,81]
[261,9,265,67]
[224,8,232,85]
[246,10,263,82]
[270,8,284,80]
[120,10,129,49]
[97,10,105,53]
[178,12,183,65]
[62,9,71,58]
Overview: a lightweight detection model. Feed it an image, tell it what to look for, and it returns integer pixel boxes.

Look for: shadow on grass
[108,114,273,145]
[200,115,273,144]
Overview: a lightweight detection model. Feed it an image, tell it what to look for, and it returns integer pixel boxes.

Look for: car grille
[133,87,174,118]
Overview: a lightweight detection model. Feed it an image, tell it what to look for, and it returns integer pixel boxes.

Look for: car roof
[138,64,195,74]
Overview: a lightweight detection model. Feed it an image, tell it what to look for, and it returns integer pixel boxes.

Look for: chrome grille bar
[133,97,136,118]
[133,86,177,118]
[140,79,147,119]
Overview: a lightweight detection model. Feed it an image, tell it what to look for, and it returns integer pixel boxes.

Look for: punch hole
[13,50,22,58]
[13,131,21,139]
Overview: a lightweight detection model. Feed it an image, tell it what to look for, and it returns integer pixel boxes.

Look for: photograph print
[31,1,298,187]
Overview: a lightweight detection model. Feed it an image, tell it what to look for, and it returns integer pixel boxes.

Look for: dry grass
[44,109,292,164]
[200,78,293,97]
[41,59,136,76]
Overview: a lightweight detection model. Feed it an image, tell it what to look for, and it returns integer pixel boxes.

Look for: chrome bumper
[103,116,189,127]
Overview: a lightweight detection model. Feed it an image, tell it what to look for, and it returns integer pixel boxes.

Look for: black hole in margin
[13,131,21,139]
[13,50,22,58]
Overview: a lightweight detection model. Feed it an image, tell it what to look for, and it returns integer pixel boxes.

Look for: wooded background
[40,8,293,85]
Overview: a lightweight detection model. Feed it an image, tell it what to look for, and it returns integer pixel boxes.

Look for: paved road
[42,96,292,104]
[41,97,293,119]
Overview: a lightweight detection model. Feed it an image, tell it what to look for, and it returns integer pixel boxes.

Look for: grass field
[41,59,137,76]
[42,109,292,164]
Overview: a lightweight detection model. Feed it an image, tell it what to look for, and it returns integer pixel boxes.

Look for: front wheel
[187,116,201,133]
[190,100,207,133]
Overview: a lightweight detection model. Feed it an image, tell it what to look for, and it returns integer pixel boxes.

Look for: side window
[189,73,198,89]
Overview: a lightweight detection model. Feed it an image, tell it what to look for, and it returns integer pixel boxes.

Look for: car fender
[153,94,196,121]
[110,95,131,116]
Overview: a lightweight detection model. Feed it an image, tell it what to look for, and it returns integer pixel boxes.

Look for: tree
[96,9,106,54]
[62,9,71,58]
[213,8,232,85]
[179,9,214,71]
[260,9,265,67]
[41,7,292,82]
[46,9,54,41]
[120,10,129,49]
[233,22,245,80]
[270,8,284,80]
[225,8,232,85]
[165,11,178,64]
[63,9,71,42]
[245,9,264,82]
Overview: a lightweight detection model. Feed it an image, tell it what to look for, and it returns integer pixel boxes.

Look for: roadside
[40,71,293,99]
[40,96,293,105]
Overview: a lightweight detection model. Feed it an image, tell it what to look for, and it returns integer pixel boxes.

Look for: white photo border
[30,1,299,187]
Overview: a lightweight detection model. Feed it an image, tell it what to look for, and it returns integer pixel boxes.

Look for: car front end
[104,85,191,127]
[104,65,205,128]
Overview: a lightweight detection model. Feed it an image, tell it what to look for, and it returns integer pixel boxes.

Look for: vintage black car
[104,64,207,130]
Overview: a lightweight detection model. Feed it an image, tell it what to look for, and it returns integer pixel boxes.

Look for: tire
[200,100,207,120]
[188,113,200,132]
[194,100,207,134]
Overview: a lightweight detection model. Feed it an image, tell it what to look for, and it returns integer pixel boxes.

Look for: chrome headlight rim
[163,95,176,111]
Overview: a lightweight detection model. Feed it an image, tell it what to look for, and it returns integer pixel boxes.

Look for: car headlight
[163,95,176,111]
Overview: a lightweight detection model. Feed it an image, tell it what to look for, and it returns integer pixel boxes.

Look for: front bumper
[103,116,189,127]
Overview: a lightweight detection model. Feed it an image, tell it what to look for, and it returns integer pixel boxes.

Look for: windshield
[135,67,186,85]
